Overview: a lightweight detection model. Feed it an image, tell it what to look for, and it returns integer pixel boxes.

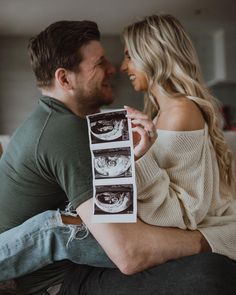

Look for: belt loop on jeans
[60,203,90,247]
[62,203,78,217]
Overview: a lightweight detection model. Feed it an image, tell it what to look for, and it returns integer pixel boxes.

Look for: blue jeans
[0,210,114,281]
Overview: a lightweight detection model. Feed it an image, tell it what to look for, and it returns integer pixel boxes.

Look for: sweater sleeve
[198,213,236,261]
[135,128,215,230]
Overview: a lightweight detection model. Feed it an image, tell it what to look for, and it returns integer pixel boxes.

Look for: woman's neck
[151,87,186,114]
[151,87,174,113]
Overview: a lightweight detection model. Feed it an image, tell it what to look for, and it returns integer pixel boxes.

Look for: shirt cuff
[69,188,93,210]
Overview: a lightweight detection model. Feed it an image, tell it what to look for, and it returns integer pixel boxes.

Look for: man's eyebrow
[95,56,105,63]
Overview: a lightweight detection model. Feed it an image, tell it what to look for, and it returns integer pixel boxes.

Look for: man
[0,20,235,295]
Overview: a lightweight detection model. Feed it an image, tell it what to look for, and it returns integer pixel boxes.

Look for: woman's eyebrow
[124,49,129,55]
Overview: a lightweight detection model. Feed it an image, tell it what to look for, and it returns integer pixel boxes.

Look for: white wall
[0,37,39,134]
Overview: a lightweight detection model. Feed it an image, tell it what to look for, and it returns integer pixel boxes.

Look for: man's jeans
[1,211,236,295]
[0,210,114,281]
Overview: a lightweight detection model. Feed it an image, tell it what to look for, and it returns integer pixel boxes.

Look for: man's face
[72,40,116,112]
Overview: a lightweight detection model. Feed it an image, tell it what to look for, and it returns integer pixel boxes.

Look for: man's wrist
[197,230,212,253]
[185,230,212,254]
[155,228,212,264]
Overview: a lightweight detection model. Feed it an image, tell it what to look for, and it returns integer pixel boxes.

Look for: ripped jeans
[0,210,114,282]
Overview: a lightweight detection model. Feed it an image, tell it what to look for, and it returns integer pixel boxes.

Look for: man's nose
[107,61,116,76]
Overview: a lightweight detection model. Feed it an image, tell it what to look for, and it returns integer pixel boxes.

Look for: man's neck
[68,101,100,118]
[74,105,100,118]
[41,89,100,118]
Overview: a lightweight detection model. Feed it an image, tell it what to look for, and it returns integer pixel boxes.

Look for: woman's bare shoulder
[157,99,205,131]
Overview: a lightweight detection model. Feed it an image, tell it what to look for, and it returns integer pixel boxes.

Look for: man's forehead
[80,40,105,61]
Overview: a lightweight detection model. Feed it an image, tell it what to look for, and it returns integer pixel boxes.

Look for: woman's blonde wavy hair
[123,14,235,195]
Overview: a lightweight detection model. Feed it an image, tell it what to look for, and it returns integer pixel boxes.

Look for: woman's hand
[124,105,157,160]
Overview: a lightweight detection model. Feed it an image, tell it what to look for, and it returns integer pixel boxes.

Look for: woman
[121,14,236,237]
[0,14,236,283]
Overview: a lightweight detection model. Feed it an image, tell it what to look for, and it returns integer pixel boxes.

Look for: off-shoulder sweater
[136,124,236,260]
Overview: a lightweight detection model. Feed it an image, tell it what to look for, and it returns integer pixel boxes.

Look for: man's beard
[76,84,114,115]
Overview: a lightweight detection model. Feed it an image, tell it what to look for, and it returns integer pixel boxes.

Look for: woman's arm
[128,105,214,229]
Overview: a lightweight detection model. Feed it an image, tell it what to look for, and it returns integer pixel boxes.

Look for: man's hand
[124,106,157,160]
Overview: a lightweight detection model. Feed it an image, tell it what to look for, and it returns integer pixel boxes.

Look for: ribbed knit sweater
[136,124,236,260]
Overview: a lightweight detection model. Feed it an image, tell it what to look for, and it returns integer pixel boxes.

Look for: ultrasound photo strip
[94,184,134,216]
[87,110,129,144]
[93,147,132,179]
[87,109,137,223]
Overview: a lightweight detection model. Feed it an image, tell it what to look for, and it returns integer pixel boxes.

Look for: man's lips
[102,82,110,87]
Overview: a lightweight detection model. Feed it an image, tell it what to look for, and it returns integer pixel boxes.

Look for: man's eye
[97,60,105,66]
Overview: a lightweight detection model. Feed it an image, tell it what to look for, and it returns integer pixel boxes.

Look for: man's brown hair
[28,20,100,88]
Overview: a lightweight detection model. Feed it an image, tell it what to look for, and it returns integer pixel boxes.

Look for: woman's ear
[55,68,73,90]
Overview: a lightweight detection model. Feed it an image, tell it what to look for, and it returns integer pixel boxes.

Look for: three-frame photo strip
[87,109,137,223]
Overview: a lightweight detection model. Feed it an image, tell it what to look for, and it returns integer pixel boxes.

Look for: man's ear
[55,68,73,90]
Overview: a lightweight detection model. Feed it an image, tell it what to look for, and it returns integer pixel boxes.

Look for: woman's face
[120,46,148,92]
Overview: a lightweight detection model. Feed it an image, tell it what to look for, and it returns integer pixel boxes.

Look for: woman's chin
[132,84,140,92]
[133,85,144,92]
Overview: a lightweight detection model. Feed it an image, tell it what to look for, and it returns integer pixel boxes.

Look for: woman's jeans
[0,210,114,281]
[58,252,236,295]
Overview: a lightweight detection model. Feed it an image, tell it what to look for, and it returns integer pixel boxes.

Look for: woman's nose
[120,59,127,72]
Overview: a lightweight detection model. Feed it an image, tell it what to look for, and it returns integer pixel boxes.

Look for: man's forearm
[115,224,211,274]
[148,227,211,265]
[77,199,211,275]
